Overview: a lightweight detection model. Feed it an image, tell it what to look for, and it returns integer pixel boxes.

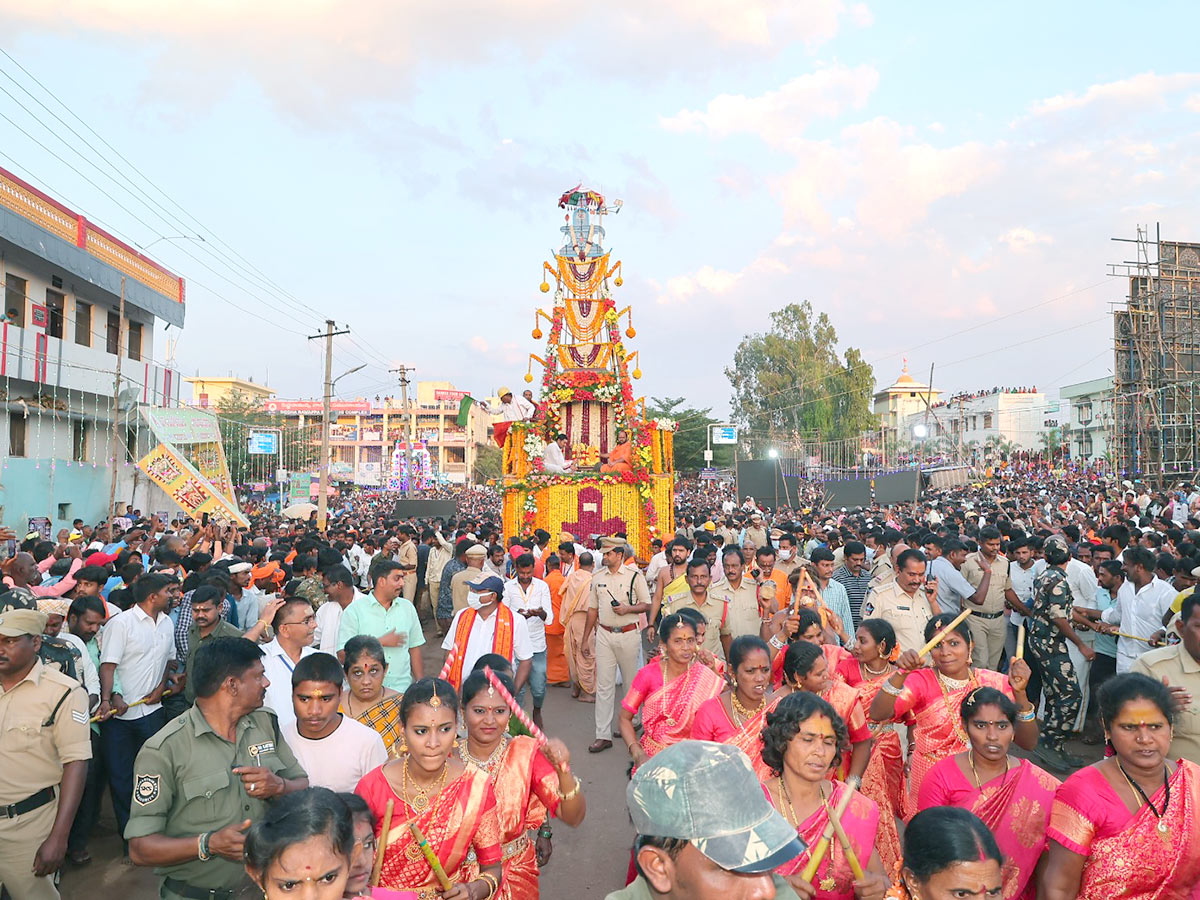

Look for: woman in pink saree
[917,686,1059,899]
[691,636,777,779]
[760,691,891,900]
[618,611,724,766]
[868,612,1039,819]
[1042,673,1200,900]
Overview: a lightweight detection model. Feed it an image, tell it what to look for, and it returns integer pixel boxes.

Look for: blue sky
[2,1,1197,419]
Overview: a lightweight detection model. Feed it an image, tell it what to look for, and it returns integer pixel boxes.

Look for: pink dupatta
[772,781,879,900]
[626,660,724,757]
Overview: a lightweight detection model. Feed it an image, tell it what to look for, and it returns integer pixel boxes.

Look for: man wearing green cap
[611,739,805,899]
[0,607,91,900]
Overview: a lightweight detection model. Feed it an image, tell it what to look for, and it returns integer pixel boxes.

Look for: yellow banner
[138,443,249,526]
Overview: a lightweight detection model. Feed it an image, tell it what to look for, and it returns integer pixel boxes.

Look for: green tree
[215,390,317,487]
[725,302,875,455]
[645,397,734,473]
[473,443,502,483]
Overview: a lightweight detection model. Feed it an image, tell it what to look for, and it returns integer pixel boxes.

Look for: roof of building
[875,361,937,396]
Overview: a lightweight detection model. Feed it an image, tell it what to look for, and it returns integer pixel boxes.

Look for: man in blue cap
[611,740,807,899]
[439,574,533,691]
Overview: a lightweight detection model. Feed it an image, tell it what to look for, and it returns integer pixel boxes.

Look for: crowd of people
[2,466,1200,899]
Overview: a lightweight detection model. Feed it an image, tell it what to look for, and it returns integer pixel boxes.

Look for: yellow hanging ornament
[625,327,636,338]
[532,329,543,339]
[539,282,550,293]
[524,373,534,383]
[632,368,642,380]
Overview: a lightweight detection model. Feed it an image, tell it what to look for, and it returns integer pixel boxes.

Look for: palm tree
[1038,427,1062,460]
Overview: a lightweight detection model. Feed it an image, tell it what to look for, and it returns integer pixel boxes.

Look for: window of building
[8,413,26,457]
[45,289,65,339]
[128,321,143,361]
[75,300,92,346]
[125,425,138,463]
[983,413,993,429]
[106,310,120,354]
[72,419,89,462]
[4,275,26,327]
[1077,401,1093,424]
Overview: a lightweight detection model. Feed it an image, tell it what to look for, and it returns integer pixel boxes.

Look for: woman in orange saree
[354,678,503,900]
[760,692,891,900]
[775,642,872,784]
[456,667,586,900]
[691,636,776,778]
[868,612,1038,820]
[618,612,724,766]
[840,620,904,874]
[342,636,405,756]
[1042,673,1200,900]
[916,687,1058,899]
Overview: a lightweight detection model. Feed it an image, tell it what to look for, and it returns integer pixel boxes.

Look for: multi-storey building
[184,375,274,408]
[1060,376,1114,462]
[0,166,183,530]
[873,363,940,446]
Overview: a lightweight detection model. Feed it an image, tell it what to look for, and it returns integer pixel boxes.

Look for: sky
[1,1,1197,421]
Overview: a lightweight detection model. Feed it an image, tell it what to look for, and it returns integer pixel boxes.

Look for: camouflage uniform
[0,590,79,680]
[295,576,326,610]
[1027,565,1081,753]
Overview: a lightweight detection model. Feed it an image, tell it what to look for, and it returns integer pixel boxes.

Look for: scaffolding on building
[1110,226,1200,484]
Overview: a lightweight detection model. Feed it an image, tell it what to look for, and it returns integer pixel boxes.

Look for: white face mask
[467,591,485,610]
[779,548,794,560]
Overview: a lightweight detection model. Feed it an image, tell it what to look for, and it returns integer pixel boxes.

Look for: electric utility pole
[309,320,350,530]
[391,366,416,497]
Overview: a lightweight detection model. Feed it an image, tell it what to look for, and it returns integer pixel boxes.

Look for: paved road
[61,622,633,898]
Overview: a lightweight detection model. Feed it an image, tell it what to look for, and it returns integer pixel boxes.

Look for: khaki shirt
[126,705,306,891]
[661,589,728,657]
[183,620,244,703]
[0,660,91,804]
[862,581,936,652]
[588,567,650,628]
[1131,644,1200,766]
[744,526,769,549]
[709,576,761,640]
[451,567,483,614]
[960,553,1014,615]
[398,541,418,573]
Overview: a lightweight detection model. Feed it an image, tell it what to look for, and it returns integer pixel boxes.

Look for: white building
[909,388,1050,456]
[873,362,940,446]
[1060,376,1114,462]
[0,166,183,531]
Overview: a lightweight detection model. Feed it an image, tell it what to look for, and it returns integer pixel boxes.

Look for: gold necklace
[968,751,1009,791]
[779,779,835,892]
[730,690,766,725]
[861,659,891,677]
[936,669,977,744]
[402,756,448,813]
[460,734,510,775]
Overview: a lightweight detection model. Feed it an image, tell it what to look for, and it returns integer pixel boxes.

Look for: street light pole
[308,320,352,531]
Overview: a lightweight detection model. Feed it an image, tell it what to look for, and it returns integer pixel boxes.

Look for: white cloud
[998,227,1053,253]
[469,336,489,353]
[850,3,874,27]
[661,64,879,147]
[1030,72,1200,116]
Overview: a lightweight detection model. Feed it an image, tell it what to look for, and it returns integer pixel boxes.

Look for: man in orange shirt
[754,545,792,609]
[543,554,570,684]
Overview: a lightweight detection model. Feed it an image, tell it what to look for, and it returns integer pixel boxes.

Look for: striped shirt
[832,565,872,628]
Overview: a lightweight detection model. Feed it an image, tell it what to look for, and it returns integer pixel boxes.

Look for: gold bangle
[560,777,583,802]
[476,872,499,900]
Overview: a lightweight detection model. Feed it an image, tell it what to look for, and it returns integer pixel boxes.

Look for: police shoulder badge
[134,774,160,806]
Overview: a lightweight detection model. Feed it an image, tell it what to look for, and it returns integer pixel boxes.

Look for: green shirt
[336,593,426,692]
[606,874,801,900]
[125,705,307,891]
[183,621,244,702]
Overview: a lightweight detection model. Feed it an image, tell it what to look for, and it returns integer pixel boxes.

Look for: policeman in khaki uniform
[127,636,307,900]
[861,549,941,653]
[0,608,91,900]
[659,559,727,659]
[582,536,651,753]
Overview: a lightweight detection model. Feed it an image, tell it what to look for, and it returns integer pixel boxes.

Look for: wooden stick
[917,608,973,657]
[1114,631,1157,643]
[90,690,172,723]
[823,798,866,881]
[370,799,394,887]
[799,780,857,882]
[1015,625,1025,660]
[438,643,460,681]
[483,666,547,746]
[409,822,453,891]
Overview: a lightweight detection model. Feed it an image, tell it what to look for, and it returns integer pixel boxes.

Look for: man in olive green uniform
[291,556,326,610]
[127,637,308,900]
[582,536,651,753]
[182,588,247,704]
[0,608,91,900]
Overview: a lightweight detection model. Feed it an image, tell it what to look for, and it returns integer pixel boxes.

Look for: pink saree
[848,665,904,873]
[1048,761,1200,899]
[769,780,879,900]
[918,755,1058,899]
[622,659,724,758]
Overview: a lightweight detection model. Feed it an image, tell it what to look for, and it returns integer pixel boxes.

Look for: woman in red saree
[618,611,724,766]
[760,692,891,900]
[691,636,776,778]
[840,620,904,874]
[775,641,872,783]
[1042,673,1200,900]
[869,612,1038,820]
[917,686,1059,899]
[355,678,504,900]
[456,666,586,900]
